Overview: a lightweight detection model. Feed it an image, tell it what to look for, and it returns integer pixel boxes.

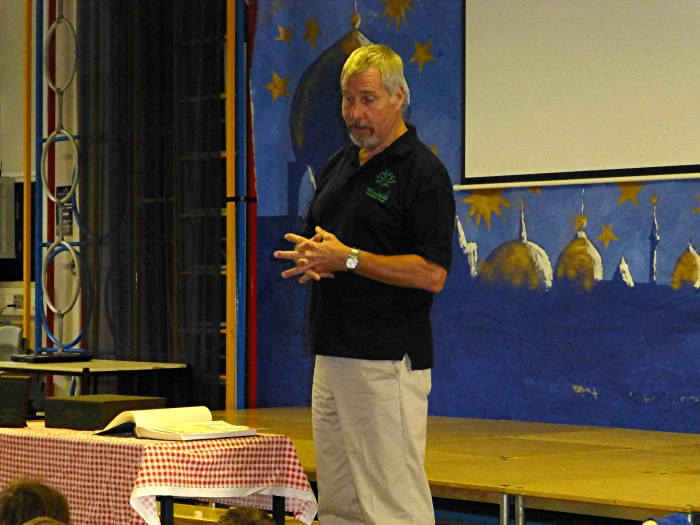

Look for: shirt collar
[386,122,418,158]
[349,122,418,164]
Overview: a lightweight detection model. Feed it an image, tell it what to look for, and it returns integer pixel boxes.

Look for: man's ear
[393,86,405,110]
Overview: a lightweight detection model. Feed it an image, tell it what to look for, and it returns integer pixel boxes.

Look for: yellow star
[693,196,700,214]
[431,144,438,155]
[411,40,435,73]
[275,25,294,45]
[304,16,322,49]
[460,189,510,230]
[380,0,418,29]
[616,181,644,207]
[264,71,291,102]
[597,224,619,250]
[528,187,541,195]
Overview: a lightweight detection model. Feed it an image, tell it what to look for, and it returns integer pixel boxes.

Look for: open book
[96,406,257,441]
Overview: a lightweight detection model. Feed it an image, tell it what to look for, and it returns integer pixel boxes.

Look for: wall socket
[12,294,23,310]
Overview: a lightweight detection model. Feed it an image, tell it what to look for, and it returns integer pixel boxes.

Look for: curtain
[77,0,226,408]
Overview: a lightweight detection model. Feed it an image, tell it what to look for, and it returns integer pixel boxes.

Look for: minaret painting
[649,197,660,284]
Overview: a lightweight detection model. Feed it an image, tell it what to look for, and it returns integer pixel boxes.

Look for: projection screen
[461,0,700,188]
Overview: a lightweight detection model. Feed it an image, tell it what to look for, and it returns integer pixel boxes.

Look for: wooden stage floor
[213,407,700,524]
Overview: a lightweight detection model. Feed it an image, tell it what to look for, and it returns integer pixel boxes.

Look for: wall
[0,0,34,339]
[0,1,29,179]
[251,0,700,433]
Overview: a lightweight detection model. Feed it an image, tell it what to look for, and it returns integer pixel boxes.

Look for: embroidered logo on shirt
[366,170,396,203]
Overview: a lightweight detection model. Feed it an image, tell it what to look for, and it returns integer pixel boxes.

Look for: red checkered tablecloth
[0,422,317,525]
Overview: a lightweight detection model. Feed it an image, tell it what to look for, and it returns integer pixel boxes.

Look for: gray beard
[348,128,381,150]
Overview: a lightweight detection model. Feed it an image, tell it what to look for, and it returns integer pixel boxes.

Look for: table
[0,360,189,401]
[0,422,317,525]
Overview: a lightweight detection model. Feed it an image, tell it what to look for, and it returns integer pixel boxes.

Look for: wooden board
[516,427,700,449]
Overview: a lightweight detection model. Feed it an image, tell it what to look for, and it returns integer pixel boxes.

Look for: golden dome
[555,215,603,291]
[671,244,700,290]
[481,240,553,290]
[480,205,553,291]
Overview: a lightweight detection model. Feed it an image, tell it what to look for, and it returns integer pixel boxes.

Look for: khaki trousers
[312,354,434,525]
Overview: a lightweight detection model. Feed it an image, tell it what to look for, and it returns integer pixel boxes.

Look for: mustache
[347,120,371,129]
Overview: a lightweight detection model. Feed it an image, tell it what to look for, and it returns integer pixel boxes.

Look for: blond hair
[341,44,410,109]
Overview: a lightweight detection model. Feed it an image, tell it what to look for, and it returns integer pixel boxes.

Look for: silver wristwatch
[346,248,359,272]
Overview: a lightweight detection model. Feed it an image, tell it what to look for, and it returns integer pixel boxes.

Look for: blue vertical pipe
[34,0,44,353]
[235,0,247,409]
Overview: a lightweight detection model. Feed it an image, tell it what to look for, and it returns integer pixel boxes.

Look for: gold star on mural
[616,181,644,207]
[264,71,291,102]
[411,39,435,73]
[380,0,418,29]
[431,144,439,155]
[597,224,619,250]
[693,196,700,213]
[275,25,294,45]
[304,16,322,49]
[460,189,510,230]
[528,187,541,195]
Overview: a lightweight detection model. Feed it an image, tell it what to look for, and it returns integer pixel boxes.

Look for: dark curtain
[77,0,226,408]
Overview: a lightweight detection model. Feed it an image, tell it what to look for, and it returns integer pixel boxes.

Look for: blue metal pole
[34,0,44,353]
[235,0,247,409]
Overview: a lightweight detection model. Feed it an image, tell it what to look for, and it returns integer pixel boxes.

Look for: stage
[213,407,700,524]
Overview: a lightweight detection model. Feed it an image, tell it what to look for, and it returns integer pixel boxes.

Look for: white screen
[463,0,700,186]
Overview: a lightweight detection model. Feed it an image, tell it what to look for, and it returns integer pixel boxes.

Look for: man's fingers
[281,261,317,279]
[284,233,307,244]
[276,229,337,283]
[297,269,335,283]
[280,264,309,279]
[274,250,300,260]
[314,226,333,242]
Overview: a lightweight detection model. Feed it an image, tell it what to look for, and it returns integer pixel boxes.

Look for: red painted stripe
[246,1,258,408]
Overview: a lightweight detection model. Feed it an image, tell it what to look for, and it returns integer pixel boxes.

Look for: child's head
[0,478,70,525]
[216,507,274,525]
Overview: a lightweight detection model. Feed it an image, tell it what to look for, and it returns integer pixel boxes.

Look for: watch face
[346,256,359,270]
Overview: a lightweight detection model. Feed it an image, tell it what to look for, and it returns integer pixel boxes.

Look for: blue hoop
[38,245,90,350]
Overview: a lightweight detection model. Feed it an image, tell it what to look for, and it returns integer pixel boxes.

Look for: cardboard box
[44,394,166,430]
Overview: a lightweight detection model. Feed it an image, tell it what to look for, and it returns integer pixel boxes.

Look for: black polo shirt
[300,124,455,369]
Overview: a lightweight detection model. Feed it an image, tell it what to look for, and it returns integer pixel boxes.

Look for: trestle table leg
[272,495,286,525]
[159,496,174,525]
[515,494,525,525]
[499,493,511,525]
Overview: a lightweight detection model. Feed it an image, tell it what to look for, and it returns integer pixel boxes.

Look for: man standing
[274,44,455,525]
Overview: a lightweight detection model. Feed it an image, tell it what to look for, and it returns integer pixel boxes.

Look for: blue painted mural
[252,0,700,432]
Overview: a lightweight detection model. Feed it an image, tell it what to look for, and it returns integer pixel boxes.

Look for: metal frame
[34,0,83,355]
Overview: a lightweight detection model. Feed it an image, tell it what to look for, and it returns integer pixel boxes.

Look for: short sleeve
[405,167,455,272]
